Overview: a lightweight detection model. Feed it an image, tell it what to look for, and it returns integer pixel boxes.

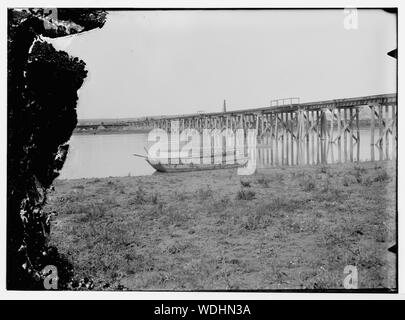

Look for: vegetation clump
[7,8,107,289]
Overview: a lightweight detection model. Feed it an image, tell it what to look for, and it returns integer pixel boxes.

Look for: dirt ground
[44,160,397,291]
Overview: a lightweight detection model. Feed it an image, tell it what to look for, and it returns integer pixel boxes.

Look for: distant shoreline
[73,128,152,135]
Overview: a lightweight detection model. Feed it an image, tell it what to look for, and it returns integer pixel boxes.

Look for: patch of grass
[299,267,341,289]
[357,248,384,268]
[354,165,367,174]
[160,207,189,227]
[318,165,329,174]
[103,197,118,207]
[373,169,390,183]
[273,172,285,183]
[240,180,251,188]
[174,190,188,201]
[151,193,159,204]
[281,217,302,233]
[164,241,192,255]
[62,202,87,215]
[57,192,86,205]
[319,177,331,193]
[211,197,231,212]
[128,186,147,205]
[375,225,388,243]
[353,171,362,183]
[148,202,164,220]
[298,175,316,192]
[270,197,308,212]
[240,214,262,231]
[314,186,346,203]
[46,160,396,290]
[256,176,270,187]
[241,201,285,231]
[197,186,213,201]
[361,176,373,187]
[236,188,256,200]
[342,175,357,187]
[241,196,312,232]
[374,164,383,170]
[76,203,106,223]
[349,165,368,184]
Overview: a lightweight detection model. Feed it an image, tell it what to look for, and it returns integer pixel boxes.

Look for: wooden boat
[145,158,248,173]
[134,150,248,173]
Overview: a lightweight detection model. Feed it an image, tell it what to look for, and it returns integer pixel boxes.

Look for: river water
[59,130,390,179]
[59,133,154,179]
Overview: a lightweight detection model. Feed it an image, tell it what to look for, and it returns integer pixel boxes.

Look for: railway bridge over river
[79,93,397,166]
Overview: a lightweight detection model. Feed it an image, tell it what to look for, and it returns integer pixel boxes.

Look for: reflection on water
[256,128,393,168]
[60,130,387,179]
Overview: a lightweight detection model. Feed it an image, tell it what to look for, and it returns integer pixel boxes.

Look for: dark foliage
[7,8,106,289]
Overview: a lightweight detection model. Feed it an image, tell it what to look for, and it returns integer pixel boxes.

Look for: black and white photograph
[1,1,401,299]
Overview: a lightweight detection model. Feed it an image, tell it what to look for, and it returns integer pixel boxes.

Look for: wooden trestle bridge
[81,93,398,166]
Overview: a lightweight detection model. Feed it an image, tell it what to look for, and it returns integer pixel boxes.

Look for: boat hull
[146,159,248,173]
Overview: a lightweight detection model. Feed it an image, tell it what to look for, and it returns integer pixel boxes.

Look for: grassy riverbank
[45,161,397,291]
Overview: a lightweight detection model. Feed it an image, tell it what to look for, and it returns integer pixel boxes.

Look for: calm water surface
[59,133,154,179]
[60,130,385,179]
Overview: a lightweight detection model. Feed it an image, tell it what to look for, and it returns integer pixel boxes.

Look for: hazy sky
[48,9,396,120]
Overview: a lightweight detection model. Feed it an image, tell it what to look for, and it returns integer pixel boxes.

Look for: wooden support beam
[320,109,328,164]
[329,108,335,164]
[290,111,294,165]
[349,108,354,162]
[379,105,383,161]
[269,114,274,165]
[343,109,347,163]
[311,111,315,165]
[316,111,320,164]
[385,105,390,160]
[356,107,360,162]
[370,105,375,162]
[167,120,171,164]
[233,118,237,164]
[306,110,310,165]
[285,113,289,165]
[296,111,300,165]
[392,104,396,160]
[265,115,268,165]
[275,113,279,165]
[281,113,285,165]
[337,108,342,163]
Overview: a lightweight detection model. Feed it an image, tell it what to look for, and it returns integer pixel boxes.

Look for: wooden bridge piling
[370,105,375,162]
[349,108,354,163]
[392,104,396,160]
[379,105,383,161]
[385,105,390,160]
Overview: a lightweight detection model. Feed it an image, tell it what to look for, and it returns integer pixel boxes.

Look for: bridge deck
[131,93,397,122]
[75,93,396,128]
